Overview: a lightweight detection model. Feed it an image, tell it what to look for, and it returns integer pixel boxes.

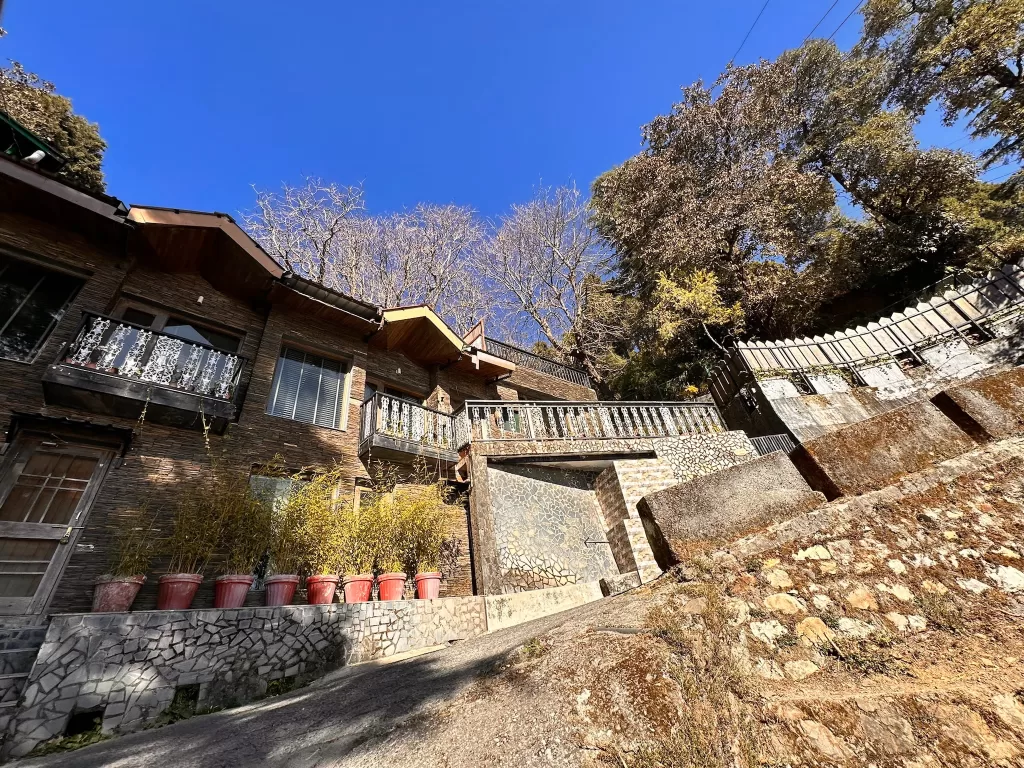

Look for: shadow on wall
[487,464,619,593]
[32,645,515,768]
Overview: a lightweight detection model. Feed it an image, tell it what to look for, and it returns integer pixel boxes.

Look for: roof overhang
[452,349,516,378]
[0,154,127,224]
[128,206,284,304]
[267,281,381,332]
[372,306,470,366]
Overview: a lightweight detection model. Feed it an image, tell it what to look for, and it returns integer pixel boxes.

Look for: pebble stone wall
[652,431,757,484]
[487,464,619,593]
[6,598,487,758]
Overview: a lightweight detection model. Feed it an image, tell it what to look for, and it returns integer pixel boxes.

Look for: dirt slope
[23,437,1024,768]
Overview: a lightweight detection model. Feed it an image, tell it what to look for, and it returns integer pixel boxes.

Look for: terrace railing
[751,434,797,456]
[453,400,724,447]
[59,311,245,401]
[483,338,592,388]
[360,393,456,452]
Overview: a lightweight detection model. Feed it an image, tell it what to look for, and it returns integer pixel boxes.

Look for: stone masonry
[7,597,488,758]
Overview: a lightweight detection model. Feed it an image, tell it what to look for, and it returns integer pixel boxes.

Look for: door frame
[0,433,115,616]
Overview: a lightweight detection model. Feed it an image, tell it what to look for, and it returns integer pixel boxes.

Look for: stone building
[0,121,791,755]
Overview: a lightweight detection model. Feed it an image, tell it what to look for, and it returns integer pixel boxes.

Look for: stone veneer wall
[4,582,618,759]
[652,431,757,483]
[487,465,619,593]
[7,598,487,758]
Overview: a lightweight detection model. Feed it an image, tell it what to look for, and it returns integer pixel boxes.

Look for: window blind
[267,346,347,429]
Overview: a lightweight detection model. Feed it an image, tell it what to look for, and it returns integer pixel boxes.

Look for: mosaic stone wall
[652,431,757,483]
[487,464,619,593]
[6,598,487,758]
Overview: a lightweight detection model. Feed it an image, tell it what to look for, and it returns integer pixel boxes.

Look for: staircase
[0,625,48,736]
[595,459,679,583]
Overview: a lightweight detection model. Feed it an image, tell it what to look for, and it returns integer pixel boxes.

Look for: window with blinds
[267,346,348,429]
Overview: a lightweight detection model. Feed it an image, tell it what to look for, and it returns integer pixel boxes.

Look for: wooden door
[0,437,113,616]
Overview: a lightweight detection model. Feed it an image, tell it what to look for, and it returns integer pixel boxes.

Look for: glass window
[0,254,83,361]
[267,346,348,429]
[162,318,240,353]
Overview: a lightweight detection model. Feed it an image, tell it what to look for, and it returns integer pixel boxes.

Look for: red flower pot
[214,575,254,609]
[342,575,373,603]
[92,575,146,612]
[414,572,442,600]
[306,575,339,605]
[265,574,300,606]
[156,573,203,610]
[376,572,407,601]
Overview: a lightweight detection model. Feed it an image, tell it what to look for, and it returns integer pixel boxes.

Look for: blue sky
[1,1,997,217]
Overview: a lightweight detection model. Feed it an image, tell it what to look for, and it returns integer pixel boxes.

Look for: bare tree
[475,185,621,387]
[243,178,365,289]
[243,178,487,332]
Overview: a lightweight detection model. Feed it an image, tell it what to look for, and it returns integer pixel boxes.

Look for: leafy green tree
[0,61,106,193]
[592,36,1024,398]
[861,0,1024,167]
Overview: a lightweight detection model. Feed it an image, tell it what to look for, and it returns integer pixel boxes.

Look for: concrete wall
[935,366,1024,441]
[799,400,976,496]
[637,452,825,566]
[483,581,603,632]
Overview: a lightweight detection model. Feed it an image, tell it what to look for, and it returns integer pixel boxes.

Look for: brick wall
[0,208,584,615]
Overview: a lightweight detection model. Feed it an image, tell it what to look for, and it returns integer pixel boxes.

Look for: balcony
[482,339,591,388]
[42,312,245,432]
[454,400,725,447]
[358,393,459,464]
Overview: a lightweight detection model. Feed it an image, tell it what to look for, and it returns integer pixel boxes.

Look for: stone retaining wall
[5,580,614,759]
[6,598,487,758]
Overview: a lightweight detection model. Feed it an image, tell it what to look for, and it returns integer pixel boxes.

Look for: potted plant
[92,507,158,612]
[403,482,462,600]
[369,488,409,601]
[158,491,222,610]
[213,477,272,609]
[293,469,346,605]
[339,496,375,603]
[266,490,304,607]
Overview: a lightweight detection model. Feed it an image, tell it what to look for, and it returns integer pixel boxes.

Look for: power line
[728,0,772,66]
[803,0,842,43]
[826,0,865,42]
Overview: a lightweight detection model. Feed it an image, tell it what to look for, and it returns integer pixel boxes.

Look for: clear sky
[0,1,991,218]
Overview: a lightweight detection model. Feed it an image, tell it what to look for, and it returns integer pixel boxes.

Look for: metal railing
[59,311,245,400]
[360,393,457,452]
[751,434,797,456]
[453,400,725,447]
[735,257,1024,375]
[483,338,592,388]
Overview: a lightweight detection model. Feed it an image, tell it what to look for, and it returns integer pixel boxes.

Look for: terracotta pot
[342,574,373,603]
[306,575,339,605]
[414,572,442,600]
[376,572,407,601]
[92,575,146,612]
[265,574,300,606]
[156,573,203,610]
[213,574,254,609]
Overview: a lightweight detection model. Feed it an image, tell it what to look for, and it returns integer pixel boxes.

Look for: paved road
[19,594,641,768]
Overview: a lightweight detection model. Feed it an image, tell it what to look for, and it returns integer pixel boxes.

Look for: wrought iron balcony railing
[483,338,592,388]
[58,312,245,401]
[360,393,457,453]
[453,400,725,447]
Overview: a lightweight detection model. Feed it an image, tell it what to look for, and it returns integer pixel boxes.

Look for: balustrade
[452,400,724,447]
[60,312,243,400]
[360,394,456,451]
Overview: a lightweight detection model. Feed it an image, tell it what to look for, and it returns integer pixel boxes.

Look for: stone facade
[3,578,623,758]
[487,465,618,593]
[467,431,760,594]
[8,598,488,757]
